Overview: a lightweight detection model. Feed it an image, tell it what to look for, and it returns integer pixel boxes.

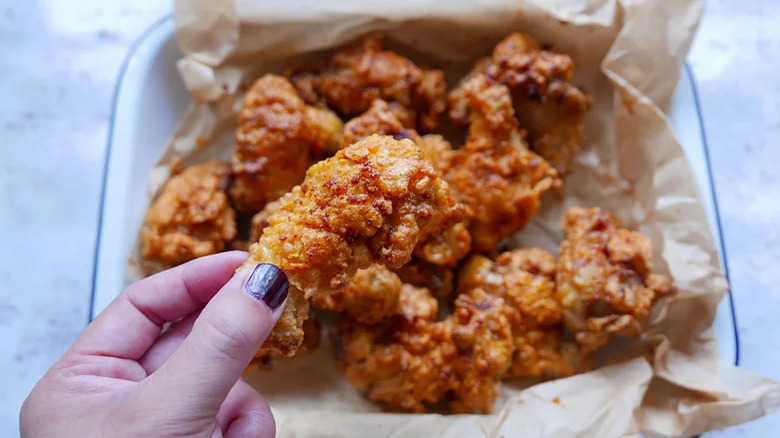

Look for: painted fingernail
[243,263,289,309]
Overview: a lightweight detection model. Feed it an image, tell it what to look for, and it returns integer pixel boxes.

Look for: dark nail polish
[243,263,289,309]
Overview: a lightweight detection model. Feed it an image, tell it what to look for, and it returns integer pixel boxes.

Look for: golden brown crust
[448,33,592,174]
[303,105,345,156]
[245,135,458,356]
[444,74,561,251]
[458,249,586,378]
[333,288,512,414]
[312,264,403,325]
[230,74,343,213]
[340,101,469,265]
[287,36,447,132]
[412,222,472,267]
[556,207,676,353]
[251,313,321,369]
[341,99,421,149]
[141,160,236,271]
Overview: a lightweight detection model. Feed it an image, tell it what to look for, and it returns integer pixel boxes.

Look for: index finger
[71,251,248,360]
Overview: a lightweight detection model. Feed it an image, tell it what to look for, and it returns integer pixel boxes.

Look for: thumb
[140,263,288,412]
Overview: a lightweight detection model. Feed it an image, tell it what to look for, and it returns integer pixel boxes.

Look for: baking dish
[89,16,739,368]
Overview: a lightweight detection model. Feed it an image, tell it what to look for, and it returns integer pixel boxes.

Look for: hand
[20,252,289,438]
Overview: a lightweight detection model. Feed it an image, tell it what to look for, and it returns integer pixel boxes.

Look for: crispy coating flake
[334,288,512,413]
[230,74,343,213]
[444,74,561,251]
[458,249,585,378]
[340,100,470,266]
[449,33,592,174]
[141,160,236,271]
[312,264,403,325]
[245,135,458,356]
[556,207,676,353]
[288,36,447,132]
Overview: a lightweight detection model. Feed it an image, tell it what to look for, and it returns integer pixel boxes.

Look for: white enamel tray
[90,17,739,370]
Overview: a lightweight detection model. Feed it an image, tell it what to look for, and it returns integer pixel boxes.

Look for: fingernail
[243,263,289,309]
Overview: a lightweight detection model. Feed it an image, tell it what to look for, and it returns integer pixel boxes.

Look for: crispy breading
[250,314,322,369]
[556,207,676,353]
[412,222,471,267]
[458,249,585,378]
[287,36,447,132]
[333,288,512,413]
[230,74,343,213]
[244,135,458,356]
[449,33,592,174]
[312,264,403,325]
[303,105,345,156]
[141,160,236,271]
[341,100,470,265]
[417,134,455,175]
[444,74,560,251]
[341,99,421,149]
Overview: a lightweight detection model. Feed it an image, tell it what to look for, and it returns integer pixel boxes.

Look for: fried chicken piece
[412,222,472,267]
[312,264,403,325]
[417,134,455,175]
[141,160,236,271]
[303,105,345,156]
[341,99,470,266]
[244,135,459,356]
[444,74,561,251]
[250,314,321,369]
[446,289,515,414]
[458,249,585,378]
[341,99,422,149]
[287,36,447,132]
[394,259,454,299]
[449,33,592,174]
[230,74,343,213]
[556,207,676,353]
[333,288,512,414]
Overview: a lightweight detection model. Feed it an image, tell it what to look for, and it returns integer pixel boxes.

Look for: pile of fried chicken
[140,33,676,414]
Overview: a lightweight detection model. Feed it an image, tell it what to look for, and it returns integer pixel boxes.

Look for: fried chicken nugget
[141,160,237,271]
[250,314,322,369]
[244,134,459,356]
[312,264,403,325]
[556,207,676,353]
[334,287,512,414]
[230,74,343,213]
[449,33,592,174]
[458,249,585,378]
[288,36,447,132]
[444,74,561,251]
[342,99,471,266]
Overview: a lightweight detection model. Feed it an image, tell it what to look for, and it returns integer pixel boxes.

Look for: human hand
[20,252,288,438]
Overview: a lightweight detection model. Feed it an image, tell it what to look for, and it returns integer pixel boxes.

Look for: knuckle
[202,312,257,361]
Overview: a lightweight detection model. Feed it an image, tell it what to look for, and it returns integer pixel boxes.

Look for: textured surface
[0,0,778,435]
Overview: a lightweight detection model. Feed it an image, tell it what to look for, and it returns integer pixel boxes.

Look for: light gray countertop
[1,0,777,436]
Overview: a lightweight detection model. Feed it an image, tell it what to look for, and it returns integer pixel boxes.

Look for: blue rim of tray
[88,17,740,368]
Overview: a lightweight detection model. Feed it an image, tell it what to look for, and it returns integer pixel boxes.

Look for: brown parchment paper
[127,0,780,436]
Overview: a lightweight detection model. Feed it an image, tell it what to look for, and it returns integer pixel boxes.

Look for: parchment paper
[128,0,780,435]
